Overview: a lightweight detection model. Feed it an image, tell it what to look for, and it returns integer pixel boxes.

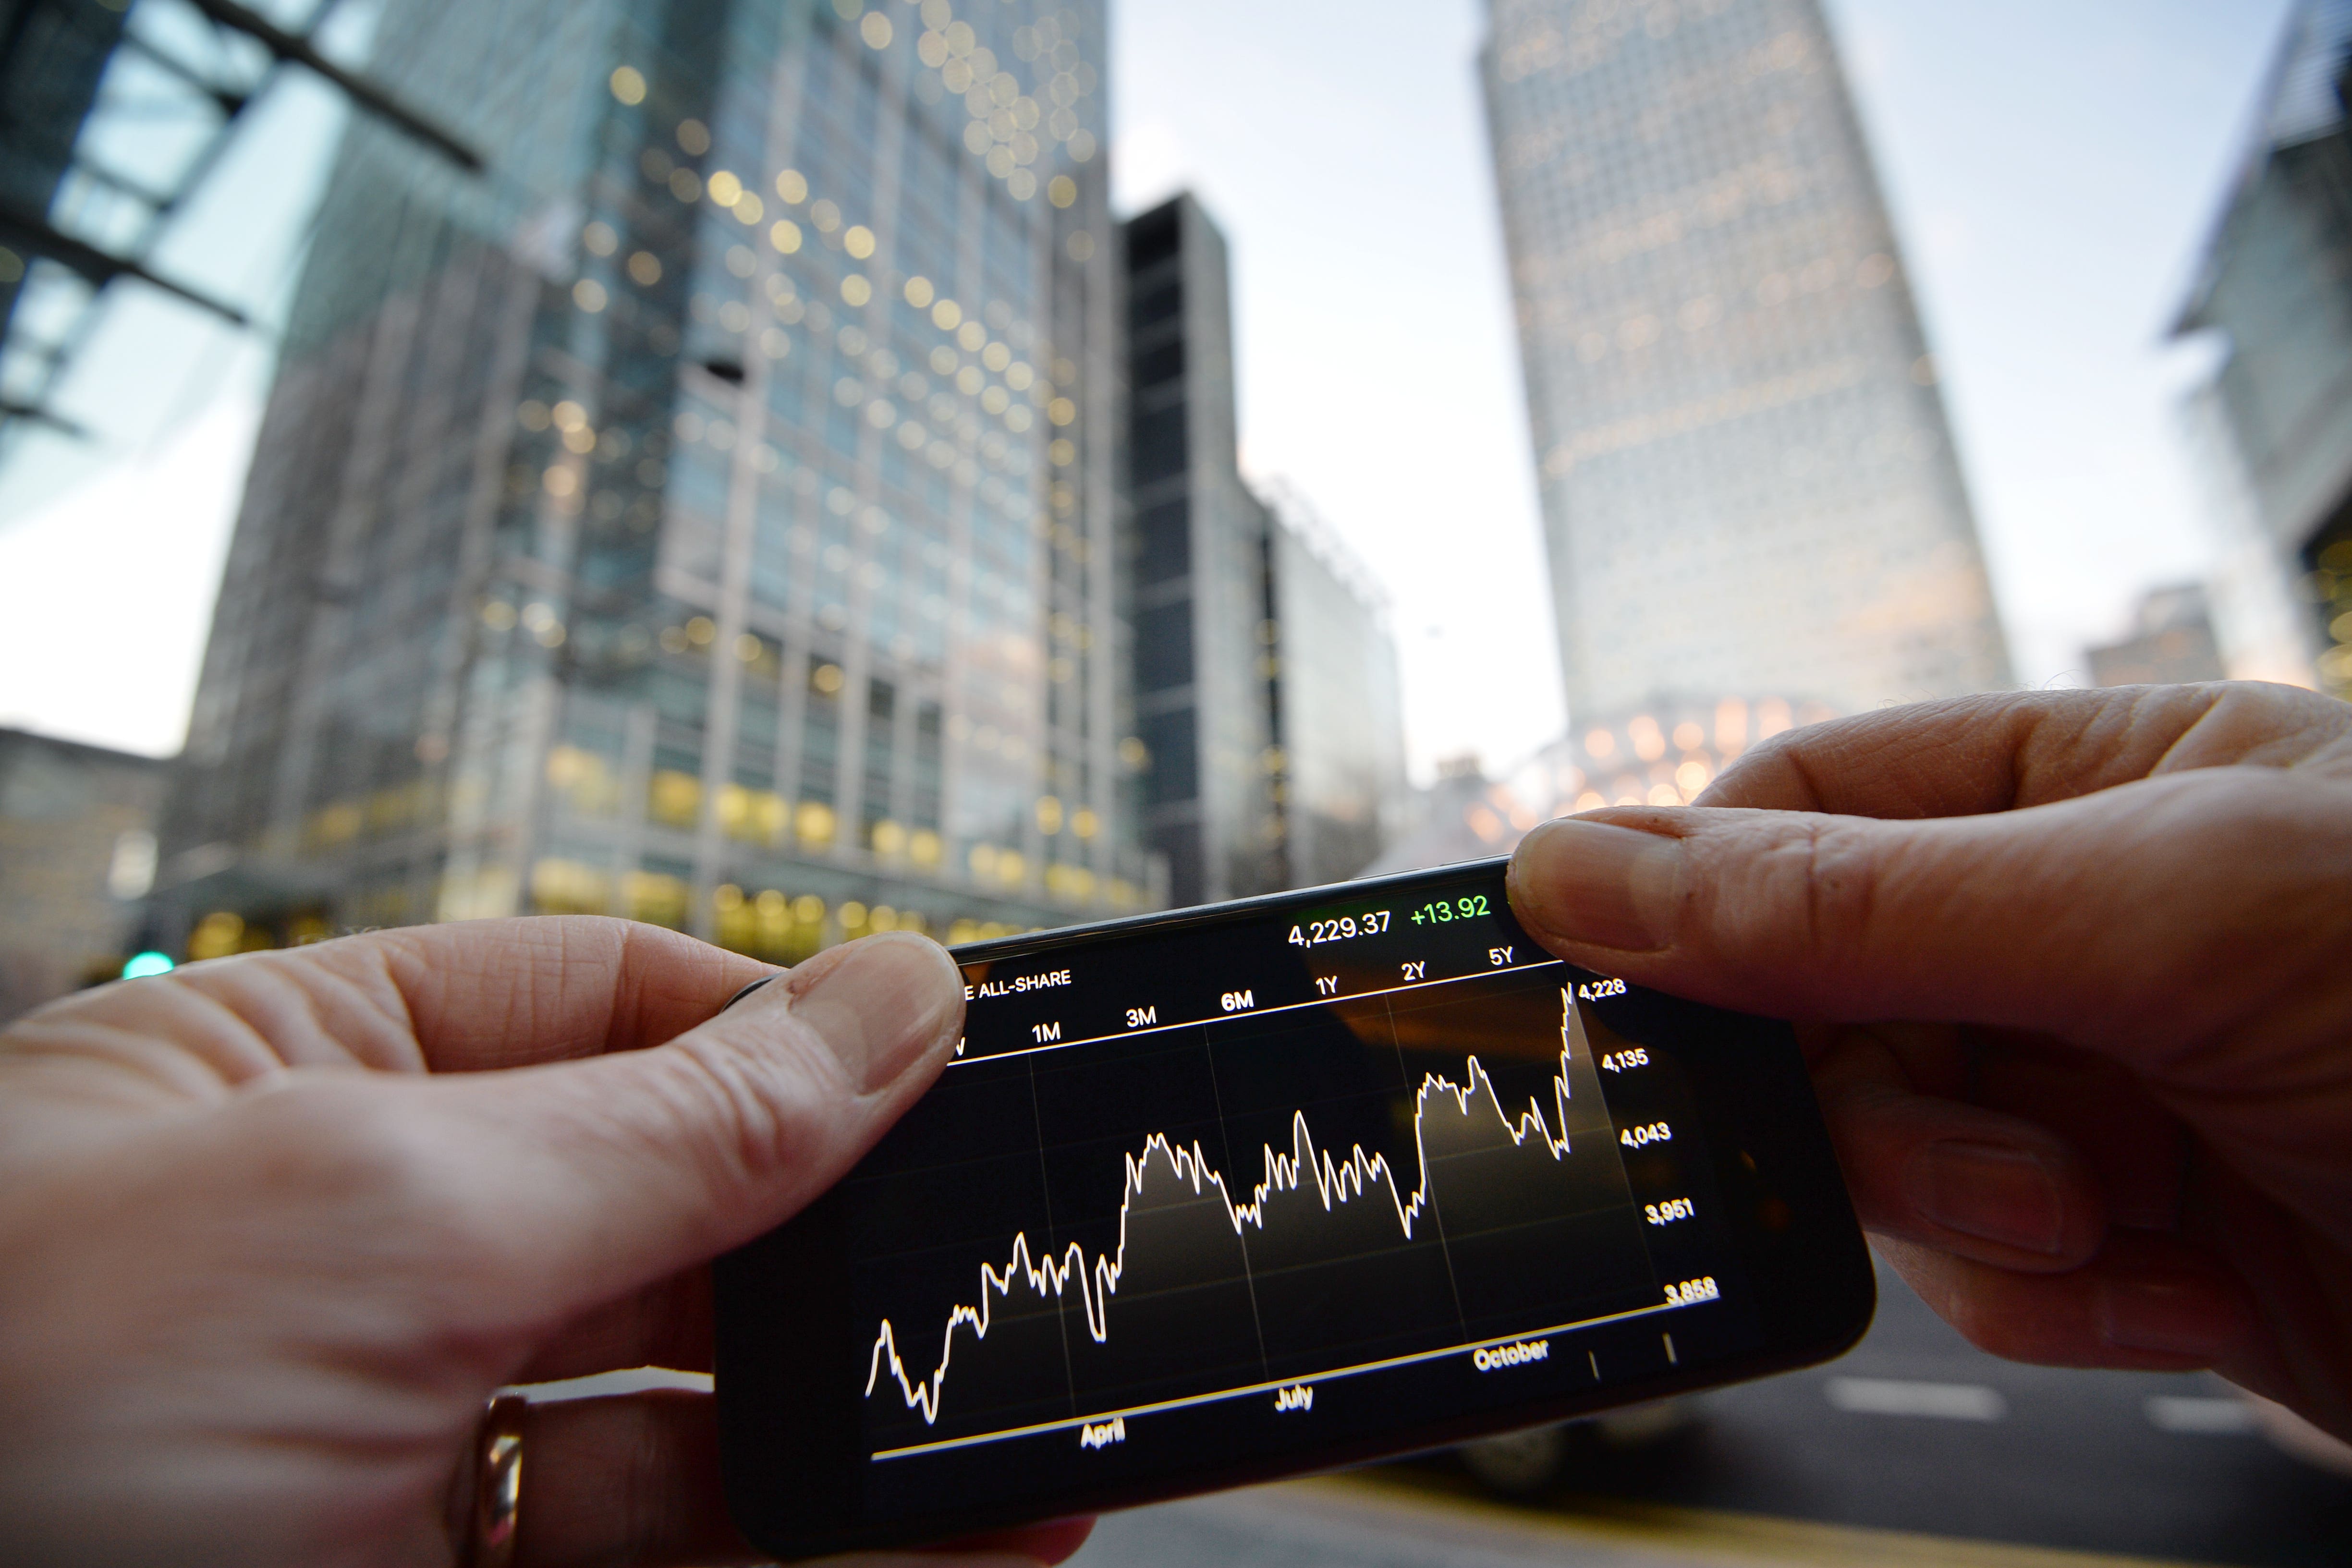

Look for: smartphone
[715,856,1873,1556]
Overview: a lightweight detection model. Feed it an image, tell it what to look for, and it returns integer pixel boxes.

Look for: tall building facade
[160,0,1149,958]
[1120,195,1407,903]
[0,0,128,359]
[2173,0,2350,697]
[1258,487,1407,890]
[2085,586,2226,690]
[1480,0,2010,718]
[1119,193,1274,905]
[0,728,166,1022]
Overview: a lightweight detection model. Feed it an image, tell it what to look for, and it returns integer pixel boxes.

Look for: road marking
[1308,1471,2212,1567]
[1825,1377,2007,1421]
[2144,1395,2259,1434]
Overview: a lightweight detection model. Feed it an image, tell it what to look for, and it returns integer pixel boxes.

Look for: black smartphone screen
[717,858,1872,1556]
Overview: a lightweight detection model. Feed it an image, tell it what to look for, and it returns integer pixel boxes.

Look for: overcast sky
[0,0,2296,775]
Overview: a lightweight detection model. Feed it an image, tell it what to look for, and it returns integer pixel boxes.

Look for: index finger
[123,916,773,1079]
[371,916,772,1070]
[1700,684,2352,819]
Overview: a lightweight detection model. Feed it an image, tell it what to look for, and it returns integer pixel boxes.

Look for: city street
[1067,1258,2352,1567]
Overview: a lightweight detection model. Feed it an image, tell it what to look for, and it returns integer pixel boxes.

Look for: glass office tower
[1119,195,1408,902]
[0,0,129,364]
[2172,0,2350,696]
[1480,0,2010,717]
[1259,488,1407,890]
[160,0,1150,957]
[1120,194,1274,905]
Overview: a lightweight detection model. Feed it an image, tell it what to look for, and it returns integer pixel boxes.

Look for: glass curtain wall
[161,0,1150,961]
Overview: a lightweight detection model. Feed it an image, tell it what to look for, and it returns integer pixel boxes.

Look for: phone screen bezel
[715,856,1874,1557]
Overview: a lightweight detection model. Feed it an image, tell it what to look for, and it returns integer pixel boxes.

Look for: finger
[368,917,772,1071]
[517,1394,1090,1568]
[1808,1020,2193,1236]
[37,918,773,1086]
[1792,1018,1969,1094]
[1871,1230,2256,1372]
[512,1269,715,1383]
[932,1519,1097,1564]
[1695,684,2352,817]
[515,1391,751,1568]
[1811,1028,2105,1272]
[1972,1033,2189,1232]
[413,931,964,1328]
[1504,770,2352,1056]
[2183,1153,2352,1440]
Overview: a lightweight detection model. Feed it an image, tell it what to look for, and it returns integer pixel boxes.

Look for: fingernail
[1903,1140,2068,1256]
[1509,817,1683,951]
[775,933,962,1094]
[2098,1275,2243,1360]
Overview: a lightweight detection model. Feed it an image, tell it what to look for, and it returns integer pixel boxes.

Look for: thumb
[424,930,963,1319]
[1503,771,2318,1056]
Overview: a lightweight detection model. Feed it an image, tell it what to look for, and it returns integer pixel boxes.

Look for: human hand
[0,920,1094,1568]
[1505,683,2352,1442]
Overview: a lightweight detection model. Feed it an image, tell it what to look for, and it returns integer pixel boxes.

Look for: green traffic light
[122,951,174,979]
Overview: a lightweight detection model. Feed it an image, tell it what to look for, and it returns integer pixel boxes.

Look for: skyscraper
[0,727,166,1022]
[1120,194,1407,903]
[0,0,129,359]
[158,0,1147,958]
[1480,0,2010,718]
[2084,586,2227,690]
[1257,485,1407,890]
[2172,0,2349,697]
[1120,193,1274,905]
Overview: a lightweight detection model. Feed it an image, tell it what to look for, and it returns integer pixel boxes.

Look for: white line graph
[866,987,1584,1427]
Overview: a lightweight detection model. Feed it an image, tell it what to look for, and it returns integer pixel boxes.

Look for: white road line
[1824,1377,2007,1422]
[2144,1395,2259,1434]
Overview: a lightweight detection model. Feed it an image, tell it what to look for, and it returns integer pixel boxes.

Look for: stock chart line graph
[867,986,1604,1429]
